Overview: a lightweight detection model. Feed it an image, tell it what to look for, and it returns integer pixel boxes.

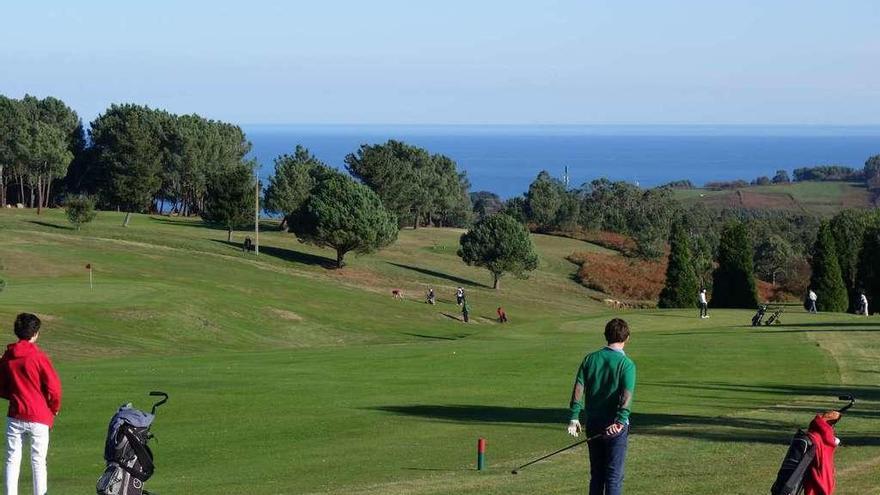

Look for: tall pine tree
[856,223,880,315]
[658,221,699,308]
[809,222,848,312]
[710,222,758,308]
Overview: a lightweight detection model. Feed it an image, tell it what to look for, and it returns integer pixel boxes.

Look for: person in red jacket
[803,410,841,495]
[0,313,62,495]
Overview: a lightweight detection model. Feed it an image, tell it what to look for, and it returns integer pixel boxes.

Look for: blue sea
[244,125,880,198]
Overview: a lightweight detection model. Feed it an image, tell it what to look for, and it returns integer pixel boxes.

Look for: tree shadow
[387,262,490,289]
[441,313,464,322]
[369,403,880,446]
[400,332,470,341]
[27,220,72,230]
[210,240,336,268]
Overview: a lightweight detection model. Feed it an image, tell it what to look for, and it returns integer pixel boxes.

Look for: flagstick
[89,267,93,289]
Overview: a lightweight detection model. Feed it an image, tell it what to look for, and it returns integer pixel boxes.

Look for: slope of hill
[673,181,872,215]
[0,209,878,494]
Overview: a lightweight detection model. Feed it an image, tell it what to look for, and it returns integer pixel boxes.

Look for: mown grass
[0,208,878,494]
[674,181,871,215]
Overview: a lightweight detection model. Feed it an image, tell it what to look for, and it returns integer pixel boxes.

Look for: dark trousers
[587,422,628,495]
[699,302,708,317]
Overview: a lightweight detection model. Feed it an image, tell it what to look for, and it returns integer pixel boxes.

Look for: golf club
[511,432,604,475]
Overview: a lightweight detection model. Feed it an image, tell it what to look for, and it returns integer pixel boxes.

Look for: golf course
[0,208,876,494]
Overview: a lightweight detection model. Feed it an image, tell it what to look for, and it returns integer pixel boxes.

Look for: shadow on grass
[387,262,490,289]
[441,313,464,322]
[210,240,336,268]
[400,332,469,341]
[371,403,880,445]
[149,216,221,230]
[27,220,72,230]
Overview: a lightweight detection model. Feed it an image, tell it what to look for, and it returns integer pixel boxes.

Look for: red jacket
[0,340,62,427]
[803,415,837,495]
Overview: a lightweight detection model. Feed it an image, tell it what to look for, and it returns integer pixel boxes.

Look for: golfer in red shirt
[0,313,62,495]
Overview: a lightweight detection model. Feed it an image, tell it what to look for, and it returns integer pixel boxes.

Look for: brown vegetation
[568,251,666,302]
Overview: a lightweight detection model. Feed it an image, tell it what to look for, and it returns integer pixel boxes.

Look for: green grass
[674,181,872,215]
[0,208,878,494]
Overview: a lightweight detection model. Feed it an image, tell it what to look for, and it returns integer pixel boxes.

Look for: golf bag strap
[120,428,155,481]
[784,447,815,493]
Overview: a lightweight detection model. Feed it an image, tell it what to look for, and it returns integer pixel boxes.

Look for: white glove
[567,420,582,437]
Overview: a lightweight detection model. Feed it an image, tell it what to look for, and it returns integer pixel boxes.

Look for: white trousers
[4,418,49,495]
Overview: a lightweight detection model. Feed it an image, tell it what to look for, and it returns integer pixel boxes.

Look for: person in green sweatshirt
[566,318,636,495]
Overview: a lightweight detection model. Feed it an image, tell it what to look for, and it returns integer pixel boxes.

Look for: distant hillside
[673,181,872,215]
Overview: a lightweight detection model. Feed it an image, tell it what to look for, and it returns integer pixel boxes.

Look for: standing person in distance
[859,291,869,316]
[461,298,470,323]
[567,318,636,495]
[698,288,709,319]
[456,287,464,306]
[426,287,436,305]
[0,313,63,495]
[808,289,818,313]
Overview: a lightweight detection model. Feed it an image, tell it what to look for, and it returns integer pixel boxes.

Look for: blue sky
[1,1,878,125]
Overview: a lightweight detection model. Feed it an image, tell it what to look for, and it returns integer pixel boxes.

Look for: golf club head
[838,394,854,402]
[837,394,856,413]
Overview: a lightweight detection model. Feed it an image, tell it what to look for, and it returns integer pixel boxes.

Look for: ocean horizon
[244,124,880,198]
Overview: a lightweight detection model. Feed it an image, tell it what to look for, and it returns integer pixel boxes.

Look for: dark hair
[14,313,41,340]
[604,318,630,344]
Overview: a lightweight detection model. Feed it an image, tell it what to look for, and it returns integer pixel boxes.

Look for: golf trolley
[752,305,783,326]
[770,394,855,495]
[97,391,169,495]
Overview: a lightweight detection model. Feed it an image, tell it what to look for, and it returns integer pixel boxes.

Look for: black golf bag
[770,429,815,495]
[97,392,168,495]
[766,308,783,326]
[752,305,767,326]
[770,395,855,495]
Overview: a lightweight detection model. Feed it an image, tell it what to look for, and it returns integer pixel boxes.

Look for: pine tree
[658,221,699,308]
[809,222,848,312]
[710,222,758,308]
[857,224,880,315]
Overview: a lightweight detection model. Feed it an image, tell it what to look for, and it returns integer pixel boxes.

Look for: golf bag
[766,308,783,326]
[752,305,767,326]
[770,429,815,495]
[770,395,855,495]
[97,392,168,495]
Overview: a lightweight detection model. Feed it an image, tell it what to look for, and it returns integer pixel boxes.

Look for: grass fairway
[0,209,878,494]
[674,181,872,215]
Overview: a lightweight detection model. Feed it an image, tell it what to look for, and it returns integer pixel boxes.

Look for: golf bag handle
[837,395,855,414]
[149,391,168,415]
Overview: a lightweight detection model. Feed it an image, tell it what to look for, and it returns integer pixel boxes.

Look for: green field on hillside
[0,209,878,494]
[674,181,872,215]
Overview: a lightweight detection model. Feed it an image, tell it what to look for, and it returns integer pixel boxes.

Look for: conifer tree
[658,221,699,308]
[857,223,880,315]
[710,222,758,308]
[809,222,848,312]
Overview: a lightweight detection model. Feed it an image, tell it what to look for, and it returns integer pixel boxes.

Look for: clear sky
[1,1,878,125]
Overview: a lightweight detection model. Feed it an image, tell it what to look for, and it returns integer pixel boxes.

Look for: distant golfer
[567,318,636,495]
[859,292,869,316]
[0,313,62,495]
[808,289,818,313]
[426,288,436,305]
[461,298,470,323]
[497,307,508,323]
[456,287,464,306]
[698,288,709,319]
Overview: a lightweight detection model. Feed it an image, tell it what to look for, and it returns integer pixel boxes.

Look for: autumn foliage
[568,251,667,301]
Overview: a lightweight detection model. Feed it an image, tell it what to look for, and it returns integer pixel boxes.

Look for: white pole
[89,267,93,289]
[255,175,260,255]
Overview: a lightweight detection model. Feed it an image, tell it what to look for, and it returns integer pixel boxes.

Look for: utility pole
[254,174,260,255]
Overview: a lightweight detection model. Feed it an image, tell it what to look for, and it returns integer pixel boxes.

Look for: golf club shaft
[513,433,603,472]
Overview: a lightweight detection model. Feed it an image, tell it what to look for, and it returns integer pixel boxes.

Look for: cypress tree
[856,224,880,315]
[710,222,758,308]
[658,221,699,308]
[809,222,848,312]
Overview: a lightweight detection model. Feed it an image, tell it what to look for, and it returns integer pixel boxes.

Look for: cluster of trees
[502,172,678,259]
[71,104,253,221]
[793,165,860,182]
[344,140,472,228]
[0,95,82,213]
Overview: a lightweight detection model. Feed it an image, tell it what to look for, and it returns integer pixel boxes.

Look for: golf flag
[86,264,93,289]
